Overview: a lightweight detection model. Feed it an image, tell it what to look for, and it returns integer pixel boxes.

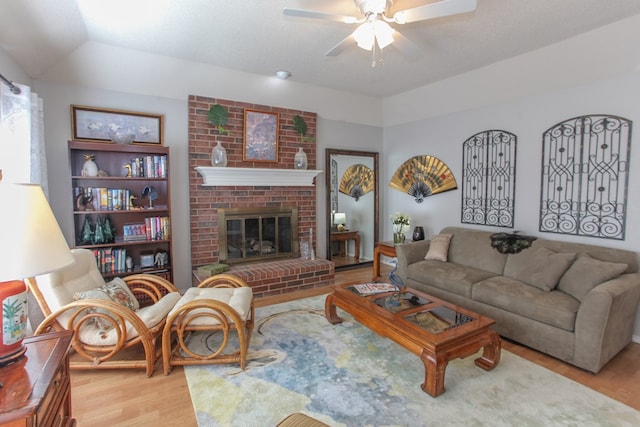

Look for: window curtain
[0,82,48,195]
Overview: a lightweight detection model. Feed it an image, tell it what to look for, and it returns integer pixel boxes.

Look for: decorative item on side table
[0,182,73,366]
[413,226,425,241]
[391,212,410,244]
[208,104,229,167]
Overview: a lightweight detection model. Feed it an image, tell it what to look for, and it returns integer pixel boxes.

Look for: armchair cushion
[169,287,253,326]
[73,277,141,331]
[77,292,182,346]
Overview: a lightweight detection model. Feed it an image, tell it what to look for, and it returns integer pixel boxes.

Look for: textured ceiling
[1,0,639,98]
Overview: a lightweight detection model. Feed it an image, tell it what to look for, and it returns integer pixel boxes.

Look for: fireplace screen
[218,207,299,264]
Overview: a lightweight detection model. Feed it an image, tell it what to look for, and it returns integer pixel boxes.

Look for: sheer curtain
[0,82,48,194]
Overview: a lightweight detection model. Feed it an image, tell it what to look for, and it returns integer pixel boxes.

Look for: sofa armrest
[396,240,431,283]
[573,273,640,372]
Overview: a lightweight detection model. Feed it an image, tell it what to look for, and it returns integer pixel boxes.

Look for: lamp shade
[333,212,347,225]
[0,183,74,281]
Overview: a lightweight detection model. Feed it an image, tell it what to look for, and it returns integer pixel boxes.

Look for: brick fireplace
[188,95,334,297]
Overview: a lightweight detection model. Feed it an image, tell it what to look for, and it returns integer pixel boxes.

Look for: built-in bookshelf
[68,140,173,281]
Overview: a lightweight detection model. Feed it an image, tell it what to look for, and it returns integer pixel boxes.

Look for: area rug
[184,295,640,427]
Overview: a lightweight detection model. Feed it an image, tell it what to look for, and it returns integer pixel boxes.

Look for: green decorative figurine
[93,216,105,244]
[103,216,115,243]
[80,216,94,245]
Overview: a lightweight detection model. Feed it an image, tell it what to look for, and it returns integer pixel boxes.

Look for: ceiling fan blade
[325,34,355,56]
[392,0,477,24]
[283,7,358,23]
[392,31,420,57]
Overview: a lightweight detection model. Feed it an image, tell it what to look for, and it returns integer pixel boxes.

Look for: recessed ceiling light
[275,70,291,80]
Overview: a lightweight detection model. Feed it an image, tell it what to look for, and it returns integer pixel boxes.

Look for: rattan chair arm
[124,274,179,303]
[33,298,151,342]
[197,273,248,289]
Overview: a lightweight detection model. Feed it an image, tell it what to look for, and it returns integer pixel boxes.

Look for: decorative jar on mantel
[211,141,228,167]
[294,147,308,170]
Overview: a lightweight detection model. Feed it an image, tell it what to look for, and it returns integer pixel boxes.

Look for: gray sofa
[396,226,640,373]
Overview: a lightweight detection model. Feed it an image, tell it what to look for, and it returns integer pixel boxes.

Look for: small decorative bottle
[294,147,308,170]
[211,141,228,167]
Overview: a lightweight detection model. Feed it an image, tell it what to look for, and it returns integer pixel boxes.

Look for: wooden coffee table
[325,283,501,397]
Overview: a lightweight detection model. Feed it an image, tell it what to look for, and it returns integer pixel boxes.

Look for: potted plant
[208,104,230,166]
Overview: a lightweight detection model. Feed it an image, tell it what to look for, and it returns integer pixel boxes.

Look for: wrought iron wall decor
[461,130,517,227]
[339,163,374,201]
[389,155,457,203]
[539,114,632,240]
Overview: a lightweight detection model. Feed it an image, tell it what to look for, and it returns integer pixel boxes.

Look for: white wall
[383,72,640,337]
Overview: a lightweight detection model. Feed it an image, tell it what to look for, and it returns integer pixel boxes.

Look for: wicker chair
[162,273,254,374]
[27,248,182,377]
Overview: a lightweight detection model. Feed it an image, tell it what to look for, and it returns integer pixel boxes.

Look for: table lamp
[0,182,74,365]
[333,212,347,231]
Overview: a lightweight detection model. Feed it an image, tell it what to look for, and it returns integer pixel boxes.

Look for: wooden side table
[331,230,360,261]
[0,330,75,426]
[373,241,397,280]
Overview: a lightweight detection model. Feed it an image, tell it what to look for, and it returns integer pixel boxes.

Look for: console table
[331,230,360,261]
[0,330,74,426]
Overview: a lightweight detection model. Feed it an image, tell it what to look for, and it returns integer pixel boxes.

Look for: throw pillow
[74,277,139,331]
[424,234,453,262]
[557,253,628,301]
[512,247,576,291]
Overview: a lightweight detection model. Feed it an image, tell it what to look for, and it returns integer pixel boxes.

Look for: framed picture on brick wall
[243,109,278,162]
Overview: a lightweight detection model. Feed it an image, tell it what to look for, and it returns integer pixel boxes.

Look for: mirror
[325,148,379,270]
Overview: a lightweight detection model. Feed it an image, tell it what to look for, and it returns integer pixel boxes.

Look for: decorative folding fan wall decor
[339,163,375,201]
[390,155,457,203]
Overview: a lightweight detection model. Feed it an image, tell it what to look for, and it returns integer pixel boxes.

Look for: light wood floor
[70,265,640,426]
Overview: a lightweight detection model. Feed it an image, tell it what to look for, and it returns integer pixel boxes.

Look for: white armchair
[27,248,182,377]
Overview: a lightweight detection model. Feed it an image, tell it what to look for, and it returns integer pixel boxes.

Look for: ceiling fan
[283,0,477,61]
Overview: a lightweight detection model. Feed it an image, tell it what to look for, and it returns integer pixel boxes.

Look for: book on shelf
[352,282,397,295]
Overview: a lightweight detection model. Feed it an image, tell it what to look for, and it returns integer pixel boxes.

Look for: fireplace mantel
[195,167,323,187]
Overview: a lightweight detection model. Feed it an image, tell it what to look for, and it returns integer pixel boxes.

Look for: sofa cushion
[557,253,628,301]
[508,247,576,291]
[472,276,580,331]
[424,233,452,261]
[440,227,508,275]
[407,260,498,298]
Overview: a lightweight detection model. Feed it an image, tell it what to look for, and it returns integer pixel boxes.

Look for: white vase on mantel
[211,141,228,167]
[294,146,308,170]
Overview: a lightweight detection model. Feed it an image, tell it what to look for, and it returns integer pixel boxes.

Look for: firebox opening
[218,207,299,264]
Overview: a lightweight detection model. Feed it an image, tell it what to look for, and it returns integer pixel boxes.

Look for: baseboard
[632,335,640,344]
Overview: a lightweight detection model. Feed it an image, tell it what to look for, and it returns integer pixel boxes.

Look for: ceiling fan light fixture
[374,21,394,49]
[353,20,394,51]
[353,23,375,51]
